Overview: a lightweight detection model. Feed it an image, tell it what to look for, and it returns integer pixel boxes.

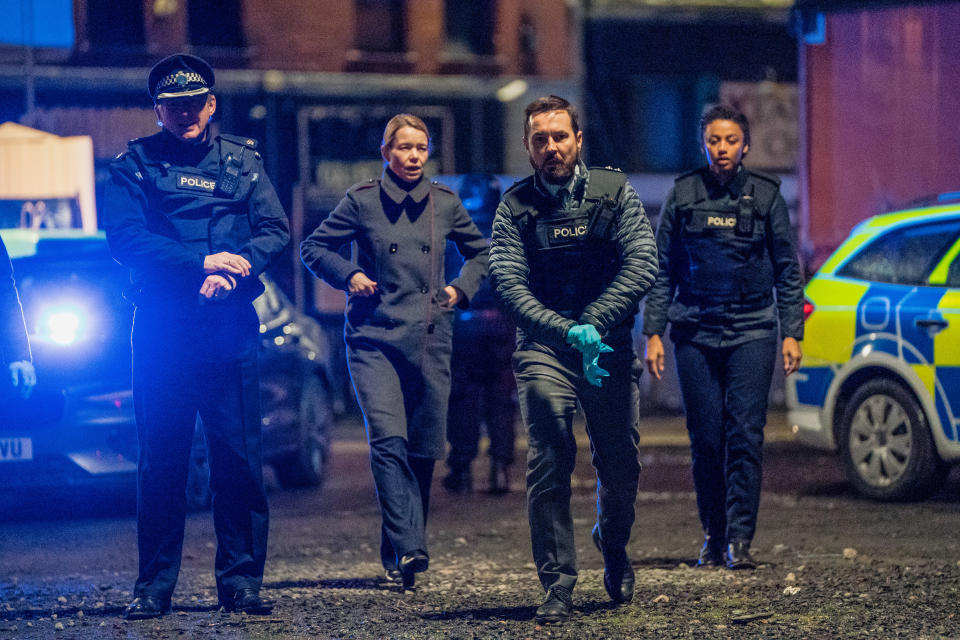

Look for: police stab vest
[673,167,780,305]
[125,133,259,258]
[502,168,627,318]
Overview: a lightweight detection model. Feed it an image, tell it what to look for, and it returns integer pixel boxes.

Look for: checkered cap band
[155,71,207,93]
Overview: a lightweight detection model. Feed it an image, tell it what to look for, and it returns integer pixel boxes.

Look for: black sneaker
[535,585,572,623]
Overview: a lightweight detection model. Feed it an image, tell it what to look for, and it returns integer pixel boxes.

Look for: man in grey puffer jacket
[490,95,658,623]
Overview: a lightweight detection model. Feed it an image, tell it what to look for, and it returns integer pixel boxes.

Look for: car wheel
[274,376,331,489]
[839,379,945,501]
[186,420,212,510]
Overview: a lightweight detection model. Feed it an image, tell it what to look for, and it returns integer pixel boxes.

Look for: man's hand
[583,354,610,388]
[782,337,803,375]
[439,285,461,309]
[204,252,251,278]
[348,272,378,297]
[199,273,236,300]
[645,334,665,380]
[9,360,36,398]
[566,324,603,353]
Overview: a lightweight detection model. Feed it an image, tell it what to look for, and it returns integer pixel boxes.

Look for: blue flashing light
[39,304,88,346]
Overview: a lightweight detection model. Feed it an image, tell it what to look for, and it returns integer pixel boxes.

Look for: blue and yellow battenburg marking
[793,206,960,443]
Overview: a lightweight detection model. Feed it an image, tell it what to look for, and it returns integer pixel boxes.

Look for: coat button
[427,324,435,334]
[389,243,398,253]
[421,245,430,253]
[420,286,429,294]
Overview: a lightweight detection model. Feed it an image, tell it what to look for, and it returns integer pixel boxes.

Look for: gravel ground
[3,415,960,639]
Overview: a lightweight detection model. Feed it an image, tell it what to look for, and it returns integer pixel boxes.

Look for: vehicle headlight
[38,305,89,346]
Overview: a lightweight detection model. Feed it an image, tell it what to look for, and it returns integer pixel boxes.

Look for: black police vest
[125,134,259,257]
[503,168,626,318]
[673,168,780,305]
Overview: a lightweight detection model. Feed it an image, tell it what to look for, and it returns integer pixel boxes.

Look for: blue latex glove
[583,354,610,387]
[582,342,613,387]
[566,324,603,353]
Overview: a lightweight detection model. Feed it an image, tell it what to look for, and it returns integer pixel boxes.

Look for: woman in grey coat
[301,114,489,590]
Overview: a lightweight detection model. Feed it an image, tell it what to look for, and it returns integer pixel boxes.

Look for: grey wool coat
[300,169,489,458]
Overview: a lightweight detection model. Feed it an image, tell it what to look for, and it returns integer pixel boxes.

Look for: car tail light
[803,298,815,322]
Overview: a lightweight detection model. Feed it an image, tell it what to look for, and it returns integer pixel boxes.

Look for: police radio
[216,148,244,197]
[736,187,756,237]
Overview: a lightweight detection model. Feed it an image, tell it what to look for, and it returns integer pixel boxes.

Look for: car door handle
[915,317,948,329]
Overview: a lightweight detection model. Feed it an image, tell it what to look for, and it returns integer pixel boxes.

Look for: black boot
[697,535,726,568]
[535,585,572,623]
[489,461,510,495]
[442,465,472,494]
[726,540,757,570]
[399,550,429,590]
[122,595,171,620]
[592,524,635,604]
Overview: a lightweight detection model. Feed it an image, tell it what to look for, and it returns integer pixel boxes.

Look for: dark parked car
[0,229,333,505]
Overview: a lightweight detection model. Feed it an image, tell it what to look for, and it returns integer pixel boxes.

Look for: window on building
[444,0,493,56]
[355,0,405,52]
[188,0,245,49]
[86,0,145,48]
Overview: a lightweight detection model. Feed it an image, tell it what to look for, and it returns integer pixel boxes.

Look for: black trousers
[131,303,268,604]
[513,348,641,593]
[370,436,435,571]
[673,337,777,545]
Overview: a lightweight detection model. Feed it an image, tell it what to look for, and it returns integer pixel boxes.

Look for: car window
[947,249,960,287]
[838,219,960,286]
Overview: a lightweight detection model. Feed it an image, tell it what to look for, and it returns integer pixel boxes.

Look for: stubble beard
[533,150,579,185]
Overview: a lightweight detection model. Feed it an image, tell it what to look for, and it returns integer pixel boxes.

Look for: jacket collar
[532,161,587,204]
[381,168,431,204]
[703,164,748,199]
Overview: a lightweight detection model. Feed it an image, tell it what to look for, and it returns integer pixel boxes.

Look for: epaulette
[746,168,781,187]
[348,178,379,193]
[501,175,536,219]
[219,134,258,149]
[502,175,534,197]
[674,167,705,183]
[430,180,455,194]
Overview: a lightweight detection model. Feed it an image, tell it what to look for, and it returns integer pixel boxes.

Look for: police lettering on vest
[552,223,588,241]
[177,174,216,192]
[706,215,737,228]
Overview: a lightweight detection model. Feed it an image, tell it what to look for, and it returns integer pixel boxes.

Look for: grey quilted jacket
[490,166,658,354]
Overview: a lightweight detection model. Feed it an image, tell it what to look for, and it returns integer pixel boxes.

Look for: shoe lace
[548,585,572,606]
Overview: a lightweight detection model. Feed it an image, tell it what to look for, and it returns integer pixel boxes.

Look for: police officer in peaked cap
[104,53,290,619]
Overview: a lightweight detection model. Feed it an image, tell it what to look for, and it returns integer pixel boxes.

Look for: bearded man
[489,95,658,623]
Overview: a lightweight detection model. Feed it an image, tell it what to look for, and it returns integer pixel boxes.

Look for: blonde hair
[382,114,430,149]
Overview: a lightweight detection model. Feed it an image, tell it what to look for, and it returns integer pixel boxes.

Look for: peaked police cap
[148,53,215,101]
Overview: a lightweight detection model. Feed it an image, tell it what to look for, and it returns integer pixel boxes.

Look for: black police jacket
[0,236,30,366]
[642,165,804,347]
[104,130,290,306]
[490,164,658,356]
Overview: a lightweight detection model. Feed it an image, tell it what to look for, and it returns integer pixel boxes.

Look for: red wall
[802,4,960,266]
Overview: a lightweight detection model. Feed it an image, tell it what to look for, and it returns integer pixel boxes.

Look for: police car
[786,199,960,500]
[0,229,333,506]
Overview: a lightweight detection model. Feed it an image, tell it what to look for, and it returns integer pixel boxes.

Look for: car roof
[819,205,960,275]
[851,204,960,235]
[0,229,108,260]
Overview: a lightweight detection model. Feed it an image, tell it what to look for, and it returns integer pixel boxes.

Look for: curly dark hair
[699,104,751,147]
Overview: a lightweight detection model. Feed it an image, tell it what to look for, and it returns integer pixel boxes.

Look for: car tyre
[274,375,330,489]
[839,378,945,501]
